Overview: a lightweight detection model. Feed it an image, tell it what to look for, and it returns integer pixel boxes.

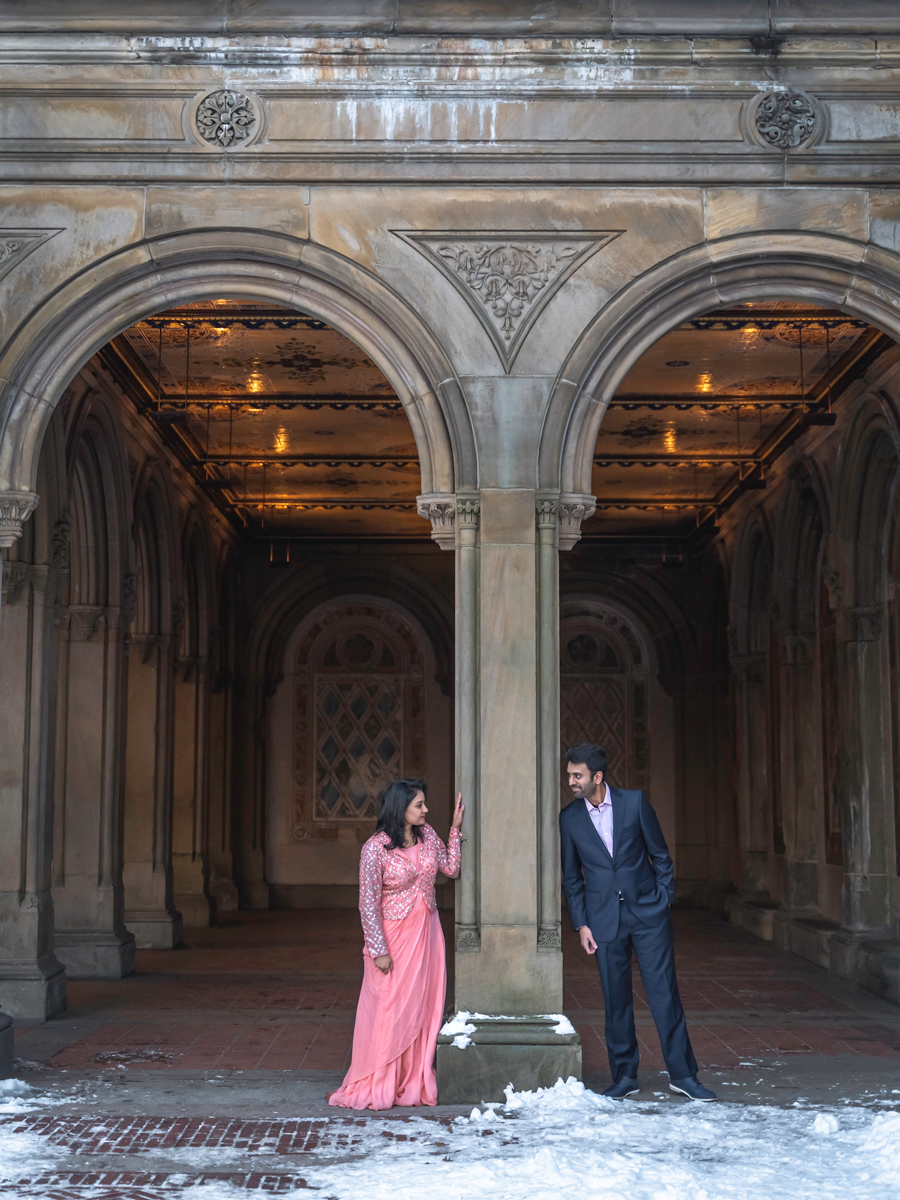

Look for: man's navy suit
[560,786,697,1082]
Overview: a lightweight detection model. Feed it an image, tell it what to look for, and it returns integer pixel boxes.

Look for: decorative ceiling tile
[0,228,63,285]
[394,229,622,370]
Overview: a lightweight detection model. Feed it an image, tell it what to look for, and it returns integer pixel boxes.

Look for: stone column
[0,543,67,1018]
[835,604,891,937]
[123,634,182,948]
[775,633,821,915]
[423,490,590,1102]
[53,605,135,977]
[730,651,773,896]
[172,656,214,927]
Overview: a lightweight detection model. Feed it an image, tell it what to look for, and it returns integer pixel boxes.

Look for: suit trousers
[594,902,697,1082]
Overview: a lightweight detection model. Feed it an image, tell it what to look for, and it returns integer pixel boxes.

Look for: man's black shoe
[603,1076,639,1100]
[669,1076,717,1101]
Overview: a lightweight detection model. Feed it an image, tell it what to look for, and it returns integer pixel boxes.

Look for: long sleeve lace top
[358,823,462,958]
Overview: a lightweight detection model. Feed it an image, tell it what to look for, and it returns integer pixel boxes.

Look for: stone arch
[834,399,900,609]
[0,229,475,522]
[541,232,900,496]
[131,464,180,640]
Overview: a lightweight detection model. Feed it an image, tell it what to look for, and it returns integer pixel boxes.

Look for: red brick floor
[14,908,900,1079]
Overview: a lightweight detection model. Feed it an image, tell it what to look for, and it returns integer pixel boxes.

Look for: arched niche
[558,597,676,860]
[265,594,452,907]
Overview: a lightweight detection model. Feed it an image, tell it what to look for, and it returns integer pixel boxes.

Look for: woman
[328,778,464,1110]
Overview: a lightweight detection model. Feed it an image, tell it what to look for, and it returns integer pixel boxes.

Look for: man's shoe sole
[669,1083,716,1102]
[606,1087,639,1100]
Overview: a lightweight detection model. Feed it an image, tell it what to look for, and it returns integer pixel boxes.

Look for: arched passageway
[0,274,462,1019]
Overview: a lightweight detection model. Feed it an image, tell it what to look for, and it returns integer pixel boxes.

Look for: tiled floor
[18,908,900,1080]
[8,910,900,1196]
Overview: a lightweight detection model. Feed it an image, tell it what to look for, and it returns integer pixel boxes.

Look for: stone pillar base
[54,931,136,979]
[125,910,184,950]
[437,1017,582,1104]
[0,963,67,1020]
[0,1013,13,1080]
[175,894,215,928]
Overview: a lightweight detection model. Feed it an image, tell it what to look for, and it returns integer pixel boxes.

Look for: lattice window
[315,677,403,819]
[560,611,649,792]
[292,603,424,840]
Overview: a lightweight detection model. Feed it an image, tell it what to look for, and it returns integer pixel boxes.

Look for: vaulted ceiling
[100,298,885,548]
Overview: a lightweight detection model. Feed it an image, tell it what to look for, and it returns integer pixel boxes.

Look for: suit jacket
[560,787,674,942]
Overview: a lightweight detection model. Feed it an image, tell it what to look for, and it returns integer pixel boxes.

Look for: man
[560,742,716,1102]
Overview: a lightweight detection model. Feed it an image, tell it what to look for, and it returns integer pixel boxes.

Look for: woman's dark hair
[376,777,427,849]
[565,743,608,778]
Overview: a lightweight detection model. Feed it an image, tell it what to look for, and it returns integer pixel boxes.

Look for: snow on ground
[1,1076,899,1199]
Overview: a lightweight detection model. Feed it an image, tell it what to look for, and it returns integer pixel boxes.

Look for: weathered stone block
[437,1017,581,1104]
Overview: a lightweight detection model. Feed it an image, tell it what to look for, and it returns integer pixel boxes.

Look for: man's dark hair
[376,777,427,849]
[565,743,608,778]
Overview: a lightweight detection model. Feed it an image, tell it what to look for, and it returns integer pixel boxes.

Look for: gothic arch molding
[541,232,900,496]
[0,229,475,519]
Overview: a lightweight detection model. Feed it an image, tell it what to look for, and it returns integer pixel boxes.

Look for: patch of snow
[541,1014,576,1035]
[813,1112,839,1134]
[300,1076,900,1200]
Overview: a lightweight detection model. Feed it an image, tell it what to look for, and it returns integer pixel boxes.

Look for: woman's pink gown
[329,825,461,1110]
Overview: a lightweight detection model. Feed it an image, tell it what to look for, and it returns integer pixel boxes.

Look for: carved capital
[838,604,884,644]
[535,498,559,531]
[822,566,842,610]
[1,561,29,606]
[557,493,596,551]
[456,498,481,531]
[455,925,481,953]
[0,491,39,549]
[537,925,562,951]
[416,493,456,551]
[69,605,106,642]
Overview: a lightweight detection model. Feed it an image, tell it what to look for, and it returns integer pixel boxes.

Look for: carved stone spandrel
[395,231,621,370]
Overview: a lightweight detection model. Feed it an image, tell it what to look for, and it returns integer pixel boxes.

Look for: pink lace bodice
[358,823,461,957]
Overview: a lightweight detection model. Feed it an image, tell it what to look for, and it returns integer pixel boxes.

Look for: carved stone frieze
[0,229,62,285]
[416,493,456,550]
[194,89,259,149]
[395,231,620,369]
[0,491,39,549]
[557,494,596,551]
[753,90,820,150]
[51,509,71,571]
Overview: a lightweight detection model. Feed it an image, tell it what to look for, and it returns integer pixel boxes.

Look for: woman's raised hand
[451,792,465,830]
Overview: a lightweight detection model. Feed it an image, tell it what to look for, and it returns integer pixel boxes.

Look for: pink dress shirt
[585,786,614,856]
[358,823,461,958]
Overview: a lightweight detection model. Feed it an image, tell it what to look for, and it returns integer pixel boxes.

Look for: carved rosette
[193,89,260,149]
[0,491,39,549]
[753,90,820,150]
[416,493,457,550]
